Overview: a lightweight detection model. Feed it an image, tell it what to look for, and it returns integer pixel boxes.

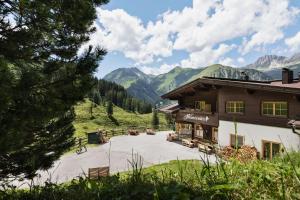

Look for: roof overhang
[158,103,180,114]
[161,77,300,100]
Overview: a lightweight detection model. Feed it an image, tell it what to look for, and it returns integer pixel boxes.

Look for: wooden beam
[193,83,208,91]
[181,91,195,96]
[246,89,256,94]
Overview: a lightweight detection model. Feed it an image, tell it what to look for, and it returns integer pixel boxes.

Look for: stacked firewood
[219,145,258,163]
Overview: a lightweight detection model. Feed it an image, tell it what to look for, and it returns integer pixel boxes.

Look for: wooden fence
[93,124,173,139]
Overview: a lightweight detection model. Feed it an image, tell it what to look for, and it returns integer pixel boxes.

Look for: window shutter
[238,136,244,147]
[230,135,235,146]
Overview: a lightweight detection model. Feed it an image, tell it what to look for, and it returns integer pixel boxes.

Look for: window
[195,101,212,112]
[262,141,281,159]
[195,101,206,111]
[226,101,245,114]
[262,101,288,117]
[176,123,192,135]
[230,134,244,148]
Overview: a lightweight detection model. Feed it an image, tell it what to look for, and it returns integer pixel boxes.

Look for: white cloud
[241,1,299,54]
[163,0,298,54]
[285,31,300,52]
[180,43,236,68]
[237,57,245,64]
[81,0,299,74]
[139,63,177,75]
[80,8,173,64]
[218,57,236,67]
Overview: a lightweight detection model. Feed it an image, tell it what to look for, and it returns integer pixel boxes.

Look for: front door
[262,141,281,159]
[195,124,204,139]
[202,125,212,140]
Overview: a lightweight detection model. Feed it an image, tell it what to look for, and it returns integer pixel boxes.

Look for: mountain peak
[288,53,300,63]
[168,66,182,73]
[103,67,152,89]
[245,55,287,70]
[254,55,286,65]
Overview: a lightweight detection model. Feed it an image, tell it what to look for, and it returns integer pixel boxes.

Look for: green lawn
[73,99,168,139]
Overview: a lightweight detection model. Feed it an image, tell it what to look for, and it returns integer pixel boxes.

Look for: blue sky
[84,0,300,77]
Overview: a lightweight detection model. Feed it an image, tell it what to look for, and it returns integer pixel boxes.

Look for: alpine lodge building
[161,68,300,159]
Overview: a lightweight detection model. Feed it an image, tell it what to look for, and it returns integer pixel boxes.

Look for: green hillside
[104,68,160,104]
[186,64,272,82]
[152,67,202,95]
[104,67,152,89]
[127,79,161,104]
[73,99,168,138]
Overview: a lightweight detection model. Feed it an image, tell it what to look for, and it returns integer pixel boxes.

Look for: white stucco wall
[218,120,300,153]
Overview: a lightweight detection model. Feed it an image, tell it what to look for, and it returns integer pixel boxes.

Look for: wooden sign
[176,110,219,126]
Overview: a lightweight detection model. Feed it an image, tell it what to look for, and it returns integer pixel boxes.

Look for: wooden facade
[162,72,300,154]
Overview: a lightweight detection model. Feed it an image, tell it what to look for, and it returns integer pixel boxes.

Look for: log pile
[219,145,258,162]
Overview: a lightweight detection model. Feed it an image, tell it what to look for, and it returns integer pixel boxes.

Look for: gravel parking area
[17,131,217,186]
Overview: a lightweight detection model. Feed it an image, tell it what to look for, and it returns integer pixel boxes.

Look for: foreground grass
[2,153,300,200]
[74,99,168,139]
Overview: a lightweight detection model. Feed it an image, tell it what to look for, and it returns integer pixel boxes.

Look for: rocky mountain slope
[245,55,287,71]
[245,53,300,78]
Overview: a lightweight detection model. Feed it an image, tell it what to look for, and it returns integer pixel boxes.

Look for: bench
[182,139,194,148]
[88,167,109,179]
[198,143,214,154]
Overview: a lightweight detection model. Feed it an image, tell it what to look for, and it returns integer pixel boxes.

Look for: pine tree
[152,110,160,129]
[107,101,113,116]
[0,0,108,179]
[89,78,153,114]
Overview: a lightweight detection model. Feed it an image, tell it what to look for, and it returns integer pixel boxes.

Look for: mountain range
[103,53,300,104]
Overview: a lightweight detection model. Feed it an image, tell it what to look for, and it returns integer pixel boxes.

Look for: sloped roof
[162,77,300,99]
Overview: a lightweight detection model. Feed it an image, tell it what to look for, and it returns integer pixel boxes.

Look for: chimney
[282,68,293,84]
[241,72,249,81]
